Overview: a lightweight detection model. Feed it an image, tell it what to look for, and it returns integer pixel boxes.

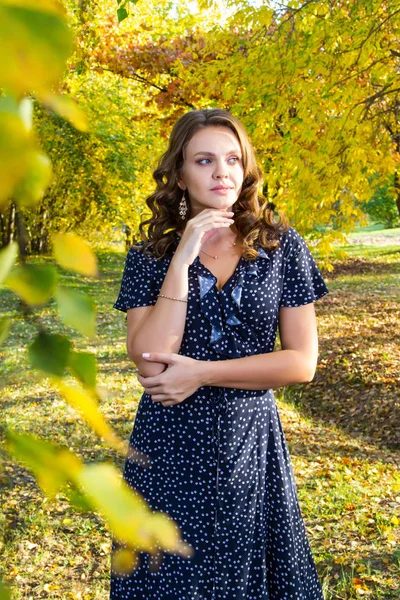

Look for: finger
[141,353,176,364]
[151,394,173,403]
[137,374,162,387]
[143,385,165,394]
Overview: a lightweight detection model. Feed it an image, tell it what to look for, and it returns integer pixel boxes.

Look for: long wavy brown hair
[138,109,289,259]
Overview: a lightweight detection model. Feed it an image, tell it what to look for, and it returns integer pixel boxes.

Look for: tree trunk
[395,171,400,217]
[7,203,16,244]
[0,209,6,247]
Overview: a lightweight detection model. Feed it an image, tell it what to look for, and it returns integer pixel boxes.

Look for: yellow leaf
[43,94,89,132]
[0,0,73,96]
[14,151,52,207]
[111,548,139,575]
[52,233,98,277]
[391,515,399,526]
[56,382,125,453]
[0,242,18,285]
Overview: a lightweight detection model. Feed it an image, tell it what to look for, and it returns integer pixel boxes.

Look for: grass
[1,240,399,599]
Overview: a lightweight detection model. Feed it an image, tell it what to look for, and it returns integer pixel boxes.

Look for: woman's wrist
[170,253,191,271]
[197,360,215,387]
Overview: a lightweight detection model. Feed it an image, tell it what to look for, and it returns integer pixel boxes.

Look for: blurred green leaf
[5,263,57,305]
[0,242,18,285]
[56,286,96,338]
[14,151,52,207]
[28,331,71,376]
[52,232,98,277]
[69,350,97,389]
[5,429,83,498]
[0,581,11,600]
[0,317,11,346]
[0,0,73,96]
[56,382,126,453]
[43,94,89,132]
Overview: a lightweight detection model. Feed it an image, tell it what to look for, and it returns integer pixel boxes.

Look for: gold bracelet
[158,293,188,303]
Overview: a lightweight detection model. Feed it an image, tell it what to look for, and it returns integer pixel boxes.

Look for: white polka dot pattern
[110,227,329,599]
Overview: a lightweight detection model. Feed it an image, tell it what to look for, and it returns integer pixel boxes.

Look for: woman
[110,108,328,599]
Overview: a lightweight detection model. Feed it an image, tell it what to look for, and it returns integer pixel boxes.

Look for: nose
[213,158,228,179]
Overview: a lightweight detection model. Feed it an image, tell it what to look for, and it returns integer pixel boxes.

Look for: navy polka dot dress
[110,227,329,599]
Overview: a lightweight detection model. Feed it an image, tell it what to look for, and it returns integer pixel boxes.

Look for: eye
[227,156,240,164]
[197,158,212,165]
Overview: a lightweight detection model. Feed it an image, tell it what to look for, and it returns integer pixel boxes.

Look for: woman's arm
[202,302,318,388]
[127,257,189,377]
[126,209,235,377]
[138,303,320,405]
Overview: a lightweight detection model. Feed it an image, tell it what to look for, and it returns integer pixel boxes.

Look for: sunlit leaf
[146,512,187,553]
[111,548,139,575]
[0,0,73,96]
[18,97,33,131]
[68,350,97,388]
[76,463,155,549]
[0,241,18,285]
[5,263,57,305]
[28,331,71,376]
[0,317,11,346]
[5,429,83,498]
[43,94,89,132]
[0,107,31,206]
[56,286,96,338]
[14,151,52,207]
[56,382,125,452]
[52,233,98,277]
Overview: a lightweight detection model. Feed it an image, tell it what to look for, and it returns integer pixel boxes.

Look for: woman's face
[178,126,244,217]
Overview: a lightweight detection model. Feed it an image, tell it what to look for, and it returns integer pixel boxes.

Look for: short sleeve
[279,228,329,307]
[113,246,160,312]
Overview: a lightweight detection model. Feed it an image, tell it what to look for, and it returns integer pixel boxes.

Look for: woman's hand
[173,208,234,267]
[137,353,205,407]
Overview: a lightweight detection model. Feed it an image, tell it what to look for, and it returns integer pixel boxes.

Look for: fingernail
[142,353,150,358]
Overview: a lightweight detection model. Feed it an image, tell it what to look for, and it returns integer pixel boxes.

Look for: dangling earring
[179,192,188,220]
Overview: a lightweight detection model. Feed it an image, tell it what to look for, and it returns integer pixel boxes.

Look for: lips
[211,186,234,191]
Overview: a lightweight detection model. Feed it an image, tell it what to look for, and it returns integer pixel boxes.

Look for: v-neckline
[197,255,244,293]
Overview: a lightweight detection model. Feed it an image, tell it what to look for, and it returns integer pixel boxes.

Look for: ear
[176,178,186,191]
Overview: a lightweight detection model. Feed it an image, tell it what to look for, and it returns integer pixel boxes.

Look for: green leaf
[52,233,98,277]
[0,317,11,346]
[117,6,128,22]
[0,581,11,600]
[0,1,73,96]
[0,241,18,285]
[56,286,96,338]
[14,151,52,207]
[43,94,89,132]
[5,263,57,305]
[28,331,71,377]
[5,429,83,498]
[69,350,97,388]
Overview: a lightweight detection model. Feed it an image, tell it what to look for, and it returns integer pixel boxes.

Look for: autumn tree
[93,0,400,258]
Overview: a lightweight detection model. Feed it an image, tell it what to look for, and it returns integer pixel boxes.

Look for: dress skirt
[109,387,324,599]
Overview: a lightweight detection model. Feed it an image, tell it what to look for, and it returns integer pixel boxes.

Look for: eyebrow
[193,150,241,157]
